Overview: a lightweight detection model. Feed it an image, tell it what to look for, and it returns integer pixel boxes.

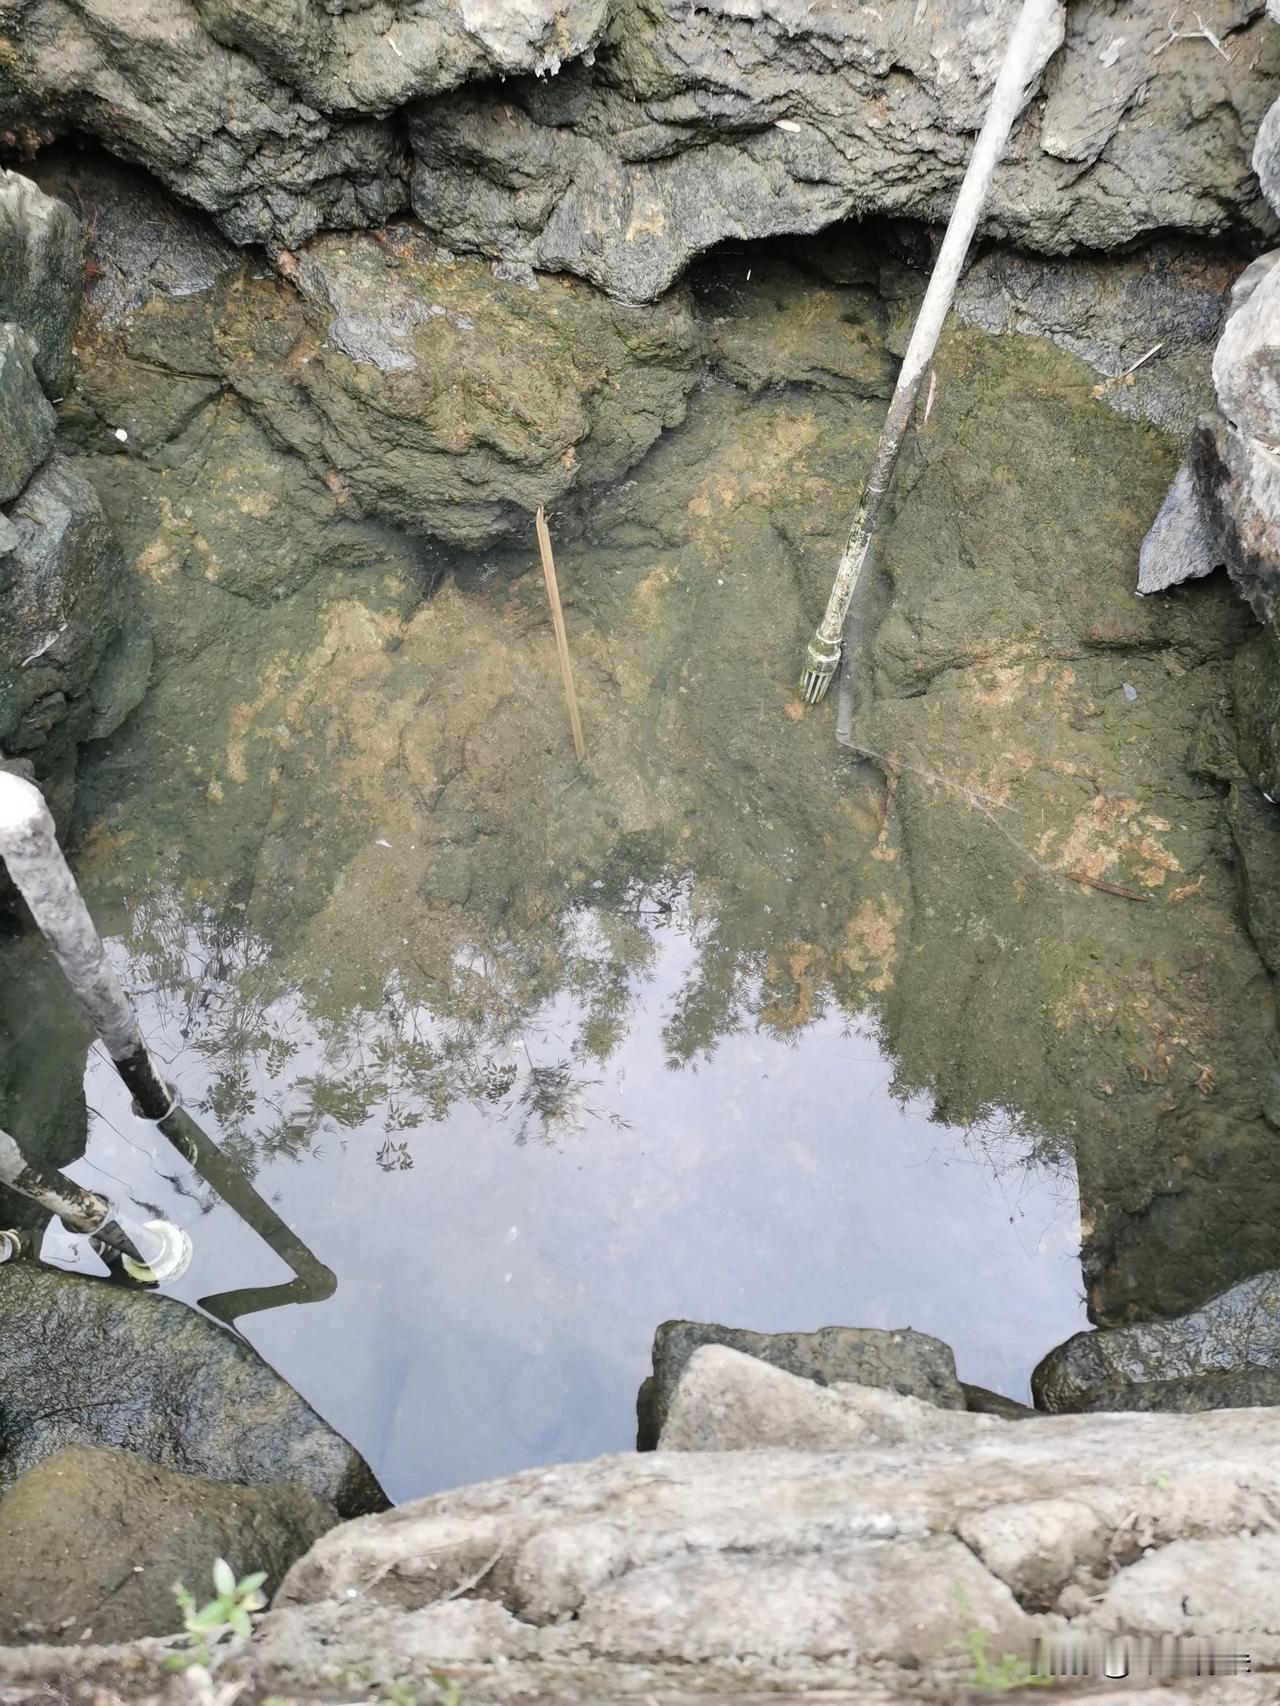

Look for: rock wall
[1139,80,1280,980]
[0,169,149,823]
[2,0,1277,295]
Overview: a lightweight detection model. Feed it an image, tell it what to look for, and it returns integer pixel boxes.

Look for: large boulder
[0,1264,386,1517]
[251,1363,1280,1693]
[1032,1267,1280,1412]
[0,1445,338,1644]
[636,1318,965,1448]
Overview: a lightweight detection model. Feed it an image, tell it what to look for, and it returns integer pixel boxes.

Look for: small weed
[431,1673,463,1706]
[165,1559,267,1671]
[947,1586,1049,1692]
[383,1681,417,1706]
[956,1623,1049,1691]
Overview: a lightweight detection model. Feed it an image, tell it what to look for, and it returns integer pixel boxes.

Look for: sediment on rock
[38,160,1277,1332]
[48,155,704,551]
[0,1445,339,1645]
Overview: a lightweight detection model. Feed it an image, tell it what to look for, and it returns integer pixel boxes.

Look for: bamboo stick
[535,506,586,763]
[800,0,1064,705]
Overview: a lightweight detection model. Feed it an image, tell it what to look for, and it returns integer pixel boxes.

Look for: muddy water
[9,226,1279,1496]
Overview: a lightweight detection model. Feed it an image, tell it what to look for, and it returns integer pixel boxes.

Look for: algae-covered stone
[0,170,82,395]
[87,222,703,548]
[0,1265,386,1517]
[1032,1268,1280,1412]
[841,321,1278,1325]
[0,324,55,503]
[637,1318,963,1448]
[0,1445,338,1644]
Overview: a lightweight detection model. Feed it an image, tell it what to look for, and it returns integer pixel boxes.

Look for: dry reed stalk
[535,506,585,763]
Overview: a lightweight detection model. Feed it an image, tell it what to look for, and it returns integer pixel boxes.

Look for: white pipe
[801,0,1066,703]
[0,770,174,1118]
[0,1121,111,1232]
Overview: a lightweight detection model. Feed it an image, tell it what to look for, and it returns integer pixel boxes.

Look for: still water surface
[45,889,1084,1501]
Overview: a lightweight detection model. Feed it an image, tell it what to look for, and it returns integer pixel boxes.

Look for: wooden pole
[800,0,1064,704]
[535,506,586,763]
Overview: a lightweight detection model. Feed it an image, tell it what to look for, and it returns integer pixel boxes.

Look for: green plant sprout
[954,1622,1049,1691]
[431,1672,463,1706]
[166,1559,268,1670]
[947,1585,1049,1692]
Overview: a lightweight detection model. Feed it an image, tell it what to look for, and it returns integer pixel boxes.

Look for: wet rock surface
[0,168,83,394]
[637,1319,964,1449]
[0,452,151,818]
[0,1265,386,1517]
[0,1445,338,1645]
[0,324,54,502]
[1032,1267,1280,1412]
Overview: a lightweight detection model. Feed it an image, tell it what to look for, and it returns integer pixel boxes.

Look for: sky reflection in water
[48,886,1086,1502]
